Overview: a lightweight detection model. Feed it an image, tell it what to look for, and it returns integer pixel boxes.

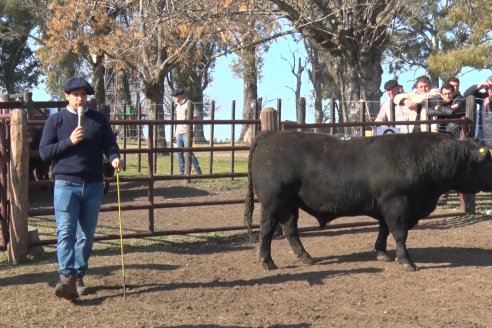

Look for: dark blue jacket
[39,108,120,183]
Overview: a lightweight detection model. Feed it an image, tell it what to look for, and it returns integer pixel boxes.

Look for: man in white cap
[375,79,413,133]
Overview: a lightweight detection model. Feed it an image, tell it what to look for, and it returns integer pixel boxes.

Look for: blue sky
[33,38,492,141]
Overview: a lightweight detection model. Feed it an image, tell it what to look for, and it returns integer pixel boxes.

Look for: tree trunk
[90,55,108,116]
[359,50,384,118]
[324,48,383,135]
[239,46,258,143]
[121,72,139,139]
[144,79,166,149]
[192,93,206,143]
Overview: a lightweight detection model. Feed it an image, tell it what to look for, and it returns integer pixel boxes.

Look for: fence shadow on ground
[104,183,212,202]
[91,233,254,258]
[417,214,492,230]
[0,262,180,289]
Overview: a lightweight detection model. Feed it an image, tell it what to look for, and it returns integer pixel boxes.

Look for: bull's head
[474,146,492,192]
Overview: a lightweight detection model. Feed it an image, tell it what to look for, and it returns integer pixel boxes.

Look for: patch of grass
[121,150,248,176]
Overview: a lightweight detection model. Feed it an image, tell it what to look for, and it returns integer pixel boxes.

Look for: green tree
[386,0,474,86]
[0,3,41,94]
[427,0,492,77]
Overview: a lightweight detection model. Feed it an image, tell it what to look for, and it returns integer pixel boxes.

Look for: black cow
[244,131,492,271]
[28,127,51,182]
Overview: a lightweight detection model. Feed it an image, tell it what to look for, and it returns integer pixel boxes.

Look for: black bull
[244,131,492,271]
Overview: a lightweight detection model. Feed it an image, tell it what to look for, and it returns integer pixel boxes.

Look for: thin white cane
[116,170,127,300]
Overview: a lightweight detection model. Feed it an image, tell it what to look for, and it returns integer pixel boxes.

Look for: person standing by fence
[375,79,413,133]
[172,88,202,175]
[463,76,492,145]
[39,77,123,301]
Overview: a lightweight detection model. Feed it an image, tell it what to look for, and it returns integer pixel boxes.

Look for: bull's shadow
[314,246,492,269]
[163,325,310,328]
[75,266,382,306]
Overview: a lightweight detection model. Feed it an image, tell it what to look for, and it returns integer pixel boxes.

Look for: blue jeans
[54,180,104,277]
[176,133,202,175]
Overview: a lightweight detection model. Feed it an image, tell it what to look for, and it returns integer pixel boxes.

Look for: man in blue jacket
[39,77,123,301]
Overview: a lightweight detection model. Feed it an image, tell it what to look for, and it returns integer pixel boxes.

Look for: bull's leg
[387,222,417,272]
[374,221,392,262]
[280,210,314,265]
[259,207,279,270]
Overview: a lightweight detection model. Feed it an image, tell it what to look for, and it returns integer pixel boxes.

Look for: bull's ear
[478,147,491,161]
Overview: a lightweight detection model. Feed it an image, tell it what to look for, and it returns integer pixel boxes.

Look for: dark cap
[171,88,185,97]
[63,77,95,95]
[384,79,399,91]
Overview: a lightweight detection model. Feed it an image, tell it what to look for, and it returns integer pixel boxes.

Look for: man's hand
[112,158,124,171]
[404,99,417,110]
[70,127,84,145]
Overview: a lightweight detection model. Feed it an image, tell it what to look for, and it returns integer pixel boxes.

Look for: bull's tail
[244,133,264,237]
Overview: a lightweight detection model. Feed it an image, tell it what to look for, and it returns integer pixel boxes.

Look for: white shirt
[375,101,412,133]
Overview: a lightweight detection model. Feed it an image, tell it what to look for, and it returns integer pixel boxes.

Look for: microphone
[77,106,84,127]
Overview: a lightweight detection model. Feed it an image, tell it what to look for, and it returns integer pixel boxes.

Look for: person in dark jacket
[39,77,123,301]
[463,76,492,145]
[463,76,492,213]
[427,83,466,139]
[446,77,462,97]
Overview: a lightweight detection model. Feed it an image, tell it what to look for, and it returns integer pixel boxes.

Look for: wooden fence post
[297,97,306,132]
[330,99,336,135]
[260,107,278,132]
[8,109,29,264]
[23,92,33,120]
[184,100,194,181]
[460,95,477,214]
[0,120,8,249]
[359,100,366,137]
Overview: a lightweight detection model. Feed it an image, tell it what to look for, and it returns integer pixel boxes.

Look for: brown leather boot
[55,275,78,301]
[76,276,89,296]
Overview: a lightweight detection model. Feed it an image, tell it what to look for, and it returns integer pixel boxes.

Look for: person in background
[172,88,202,175]
[446,77,461,96]
[394,75,441,111]
[394,75,441,132]
[427,83,465,206]
[39,77,123,301]
[427,82,466,138]
[375,79,413,133]
[463,76,492,145]
[463,76,492,213]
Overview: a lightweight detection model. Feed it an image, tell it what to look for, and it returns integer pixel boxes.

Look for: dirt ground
[0,181,491,328]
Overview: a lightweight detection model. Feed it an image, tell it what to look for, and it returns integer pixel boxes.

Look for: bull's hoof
[376,251,392,262]
[300,255,314,265]
[261,259,278,270]
[400,262,418,272]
